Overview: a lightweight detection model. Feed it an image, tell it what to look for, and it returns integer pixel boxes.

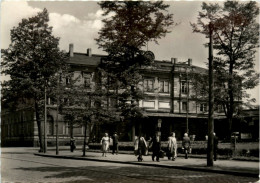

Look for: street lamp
[157,119,162,136]
[207,22,214,167]
[56,70,62,155]
[179,63,190,135]
[44,80,47,153]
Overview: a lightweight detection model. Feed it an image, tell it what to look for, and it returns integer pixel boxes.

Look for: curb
[34,153,258,178]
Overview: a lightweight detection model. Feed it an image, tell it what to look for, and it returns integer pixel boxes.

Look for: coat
[112,134,119,144]
[168,136,177,154]
[151,135,161,154]
[182,136,190,149]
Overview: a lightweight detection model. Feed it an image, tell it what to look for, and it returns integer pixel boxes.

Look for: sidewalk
[34,147,259,178]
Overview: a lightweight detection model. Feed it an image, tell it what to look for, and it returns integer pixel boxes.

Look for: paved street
[1,148,259,183]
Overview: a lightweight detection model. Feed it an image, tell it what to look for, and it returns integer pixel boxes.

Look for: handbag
[159,150,165,158]
[166,151,172,157]
[189,147,192,154]
[134,150,139,156]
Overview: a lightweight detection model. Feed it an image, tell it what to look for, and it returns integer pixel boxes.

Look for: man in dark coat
[151,131,161,162]
[70,137,76,152]
[182,133,190,159]
[112,132,119,155]
[213,132,219,161]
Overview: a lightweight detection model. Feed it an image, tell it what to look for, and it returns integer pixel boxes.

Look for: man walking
[182,133,190,159]
[112,132,119,155]
[151,131,161,162]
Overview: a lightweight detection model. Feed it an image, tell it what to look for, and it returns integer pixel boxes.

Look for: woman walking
[101,133,110,157]
[167,132,177,161]
[134,134,147,162]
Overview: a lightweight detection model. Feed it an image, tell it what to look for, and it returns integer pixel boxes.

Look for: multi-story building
[3,44,252,147]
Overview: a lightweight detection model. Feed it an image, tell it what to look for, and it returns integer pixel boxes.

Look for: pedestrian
[213,132,219,161]
[135,134,147,162]
[150,131,161,162]
[112,132,119,155]
[182,133,190,159]
[167,132,177,161]
[70,137,76,152]
[101,133,110,157]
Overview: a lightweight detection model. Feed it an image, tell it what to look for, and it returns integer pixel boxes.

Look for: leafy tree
[191,1,259,136]
[48,66,117,156]
[96,1,174,136]
[1,9,66,152]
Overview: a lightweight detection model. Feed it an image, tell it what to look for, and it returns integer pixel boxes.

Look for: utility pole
[207,22,214,166]
[56,72,61,155]
[44,80,47,153]
[186,66,189,134]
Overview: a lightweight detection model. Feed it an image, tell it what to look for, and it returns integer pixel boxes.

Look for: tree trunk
[87,123,95,145]
[35,101,43,152]
[83,123,87,157]
[228,56,234,138]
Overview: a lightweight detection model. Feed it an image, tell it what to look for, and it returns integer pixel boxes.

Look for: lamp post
[158,119,162,136]
[186,66,189,134]
[180,63,189,135]
[207,22,214,167]
[44,80,47,153]
[56,71,61,155]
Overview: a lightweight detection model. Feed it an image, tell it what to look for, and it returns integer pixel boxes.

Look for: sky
[1,1,259,105]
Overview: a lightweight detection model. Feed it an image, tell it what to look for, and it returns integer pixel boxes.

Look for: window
[217,105,224,113]
[48,121,54,135]
[84,77,91,88]
[109,98,117,107]
[159,80,169,93]
[144,79,154,92]
[182,101,187,111]
[83,73,91,88]
[200,103,207,112]
[181,81,187,94]
[64,98,69,106]
[65,77,70,85]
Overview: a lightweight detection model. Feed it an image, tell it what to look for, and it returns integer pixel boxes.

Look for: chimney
[87,48,92,57]
[171,58,174,64]
[174,58,178,64]
[188,58,192,66]
[69,44,74,57]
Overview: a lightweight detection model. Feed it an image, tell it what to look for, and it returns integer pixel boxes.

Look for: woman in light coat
[168,132,177,161]
[101,133,110,157]
[134,134,147,162]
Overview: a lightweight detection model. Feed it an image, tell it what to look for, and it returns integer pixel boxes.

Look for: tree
[191,1,259,137]
[1,9,67,152]
[96,1,174,137]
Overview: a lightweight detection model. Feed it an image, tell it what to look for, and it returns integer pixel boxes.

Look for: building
[2,44,249,147]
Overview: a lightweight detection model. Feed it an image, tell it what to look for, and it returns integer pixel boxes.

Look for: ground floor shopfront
[95,113,231,142]
[2,110,257,147]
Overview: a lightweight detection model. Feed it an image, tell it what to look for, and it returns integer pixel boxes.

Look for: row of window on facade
[2,121,84,138]
[63,71,190,94]
[47,121,84,136]
[2,122,33,137]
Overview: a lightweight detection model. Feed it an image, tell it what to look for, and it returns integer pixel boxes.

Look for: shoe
[152,158,154,161]
[156,160,160,162]
[172,158,175,161]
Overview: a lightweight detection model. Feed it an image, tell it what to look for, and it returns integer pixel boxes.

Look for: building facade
[3,44,257,147]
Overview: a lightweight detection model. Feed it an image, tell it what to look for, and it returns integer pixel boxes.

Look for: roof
[66,52,207,73]
[66,53,105,66]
